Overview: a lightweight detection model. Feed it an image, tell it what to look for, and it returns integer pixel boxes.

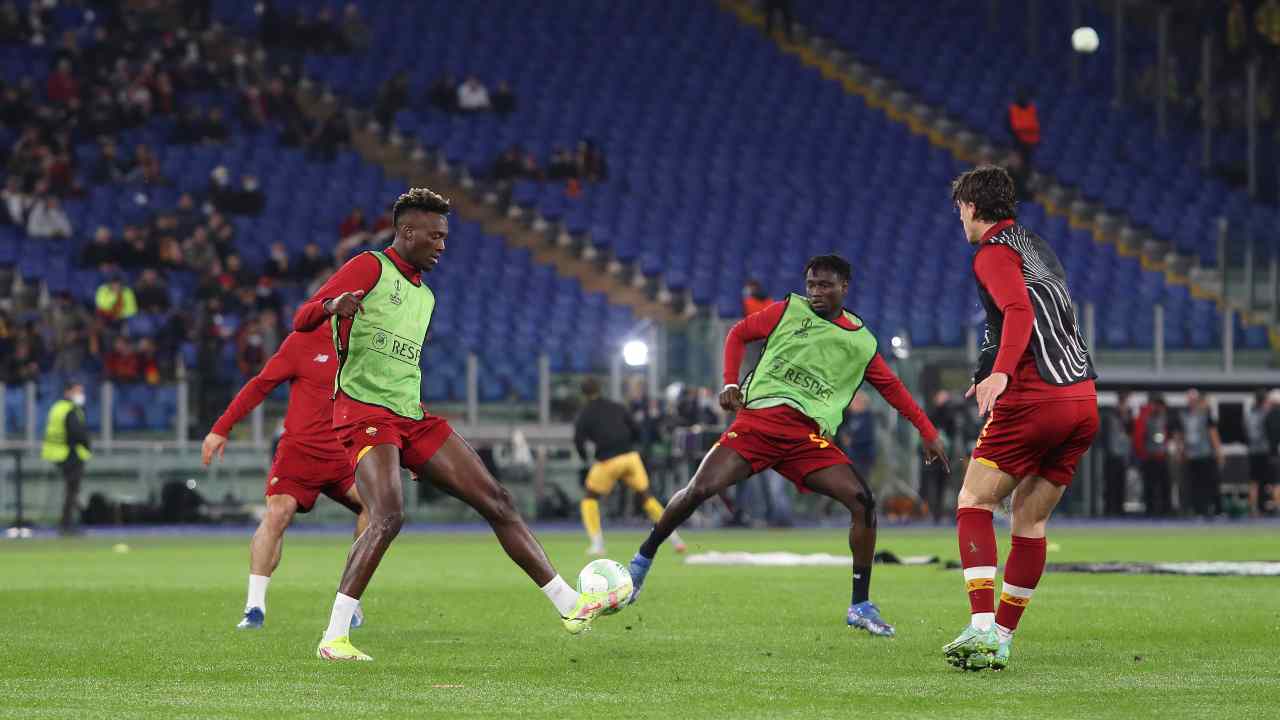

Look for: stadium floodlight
[622,340,649,367]
[890,335,910,360]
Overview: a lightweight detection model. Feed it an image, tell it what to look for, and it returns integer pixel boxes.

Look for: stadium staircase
[734,0,1278,352]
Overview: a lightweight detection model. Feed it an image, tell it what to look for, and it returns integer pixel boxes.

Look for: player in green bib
[628,255,949,637]
[294,189,619,662]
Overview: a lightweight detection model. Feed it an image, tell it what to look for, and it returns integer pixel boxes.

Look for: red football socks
[956,507,998,625]
[995,534,1047,635]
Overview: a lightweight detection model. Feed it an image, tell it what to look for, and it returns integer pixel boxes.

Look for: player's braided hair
[804,254,852,282]
[951,165,1017,223]
[392,187,451,226]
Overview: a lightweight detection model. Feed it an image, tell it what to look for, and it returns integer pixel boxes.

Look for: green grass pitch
[6,525,1279,719]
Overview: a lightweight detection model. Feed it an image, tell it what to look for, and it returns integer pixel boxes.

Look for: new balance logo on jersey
[313,354,330,363]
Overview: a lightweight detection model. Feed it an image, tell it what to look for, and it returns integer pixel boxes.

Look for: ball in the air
[1072,26,1099,53]
[577,559,633,615]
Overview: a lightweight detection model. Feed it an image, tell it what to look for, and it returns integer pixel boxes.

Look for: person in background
[41,381,91,535]
[1007,87,1040,166]
[1244,390,1274,517]
[921,390,958,523]
[1100,391,1133,516]
[1178,389,1223,518]
[574,378,686,557]
[26,192,72,239]
[1133,394,1173,517]
[95,273,138,324]
[492,81,516,117]
[457,75,490,112]
[764,0,794,40]
[741,278,772,316]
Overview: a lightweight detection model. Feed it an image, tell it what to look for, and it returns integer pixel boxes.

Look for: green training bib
[741,294,879,437]
[333,251,435,420]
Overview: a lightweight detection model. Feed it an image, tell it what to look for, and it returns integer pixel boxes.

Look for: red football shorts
[715,405,850,492]
[266,438,357,513]
[971,398,1099,486]
[338,412,454,473]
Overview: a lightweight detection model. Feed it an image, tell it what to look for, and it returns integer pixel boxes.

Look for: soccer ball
[1071,26,1099,54]
[577,558,633,615]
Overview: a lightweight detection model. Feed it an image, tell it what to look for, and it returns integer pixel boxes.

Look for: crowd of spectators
[490,139,608,184]
[0,1,358,437]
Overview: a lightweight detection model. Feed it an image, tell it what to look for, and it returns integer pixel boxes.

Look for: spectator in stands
[183,226,218,273]
[0,1,22,44]
[45,59,79,107]
[174,192,202,235]
[48,149,81,196]
[210,212,237,255]
[131,144,165,186]
[0,82,32,127]
[172,106,204,144]
[104,336,142,383]
[243,84,268,128]
[80,226,119,269]
[117,225,152,270]
[90,139,132,184]
[235,174,265,216]
[4,322,45,383]
[493,81,516,117]
[134,269,171,313]
[265,242,290,280]
[2,175,29,226]
[1004,150,1032,201]
[304,111,347,161]
[457,75,491,112]
[136,337,161,384]
[429,73,457,112]
[157,236,184,270]
[339,207,365,239]
[82,86,121,137]
[254,276,282,312]
[741,279,772,316]
[1225,1,1250,70]
[208,165,237,213]
[547,147,578,180]
[310,6,344,54]
[236,320,268,377]
[578,139,608,182]
[341,3,371,52]
[1007,87,1040,165]
[492,147,522,181]
[1133,394,1173,517]
[220,253,254,291]
[1101,392,1133,516]
[1178,389,1223,518]
[294,242,330,281]
[48,291,95,375]
[764,0,795,40]
[26,191,71,239]
[374,71,410,126]
[95,274,138,323]
[204,107,231,142]
[1257,0,1280,47]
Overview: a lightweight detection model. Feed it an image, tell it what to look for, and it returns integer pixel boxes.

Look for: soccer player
[573,377,686,557]
[294,188,612,662]
[627,254,948,637]
[943,166,1098,671]
[201,325,369,631]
